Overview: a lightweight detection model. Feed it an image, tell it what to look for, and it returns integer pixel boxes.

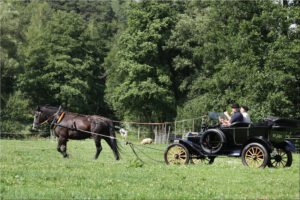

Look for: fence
[115,116,207,144]
[2,117,300,153]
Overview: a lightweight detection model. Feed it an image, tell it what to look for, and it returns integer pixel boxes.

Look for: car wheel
[190,156,215,165]
[268,148,292,168]
[164,143,190,165]
[241,142,269,168]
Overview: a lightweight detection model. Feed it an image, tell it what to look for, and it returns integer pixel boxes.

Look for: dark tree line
[1,0,299,133]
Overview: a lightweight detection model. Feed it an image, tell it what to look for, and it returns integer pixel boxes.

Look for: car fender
[175,139,203,155]
[273,140,296,152]
[243,136,272,153]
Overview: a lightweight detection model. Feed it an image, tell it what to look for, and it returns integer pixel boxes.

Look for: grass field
[0,138,299,200]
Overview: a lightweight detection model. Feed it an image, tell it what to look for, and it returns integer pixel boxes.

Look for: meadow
[0,138,299,200]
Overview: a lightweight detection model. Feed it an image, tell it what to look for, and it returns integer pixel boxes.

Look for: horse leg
[56,142,62,153]
[104,137,120,160]
[57,137,68,158]
[94,136,103,160]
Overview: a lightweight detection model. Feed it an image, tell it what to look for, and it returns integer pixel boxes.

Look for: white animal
[140,138,153,145]
[119,128,128,140]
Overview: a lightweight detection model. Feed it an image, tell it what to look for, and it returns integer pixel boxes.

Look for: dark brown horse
[32,106,120,160]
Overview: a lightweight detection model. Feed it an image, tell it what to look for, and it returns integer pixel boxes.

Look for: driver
[219,103,243,126]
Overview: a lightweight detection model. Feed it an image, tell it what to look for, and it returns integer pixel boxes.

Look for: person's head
[241,105,249,113]
[231,103,240,112]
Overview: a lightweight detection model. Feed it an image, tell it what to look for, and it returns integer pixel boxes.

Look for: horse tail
[113,125,128,139]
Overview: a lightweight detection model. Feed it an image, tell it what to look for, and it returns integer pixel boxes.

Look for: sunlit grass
[1,139,299,199]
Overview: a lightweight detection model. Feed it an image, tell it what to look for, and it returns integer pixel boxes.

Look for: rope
[131,143,165,152]
[128,143,145,164]
[53,123,117,140]
[129,142,165,163]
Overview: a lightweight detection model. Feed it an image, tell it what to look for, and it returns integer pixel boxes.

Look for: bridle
[37,107,65,126]
[39,113,55,125]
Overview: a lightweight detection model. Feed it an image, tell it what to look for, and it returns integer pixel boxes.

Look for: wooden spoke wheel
[268,148,292,168]
[241,143,269,168]
[164,144,190,165]
[190,156,215,165]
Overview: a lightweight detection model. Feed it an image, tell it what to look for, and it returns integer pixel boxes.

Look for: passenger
[219,103,243,126]
[241,105,251,123]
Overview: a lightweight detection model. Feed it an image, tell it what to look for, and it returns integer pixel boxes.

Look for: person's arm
[219,117,230,126]
[224,111,231,120]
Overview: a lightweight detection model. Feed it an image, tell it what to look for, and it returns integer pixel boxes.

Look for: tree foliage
[17,2,116,114]
[105,1,182,122]
[0,1,23,106]
[168,0,300,121]
[1,0,300,134]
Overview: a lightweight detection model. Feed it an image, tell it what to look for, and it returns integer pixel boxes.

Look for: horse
[32,105,120,160]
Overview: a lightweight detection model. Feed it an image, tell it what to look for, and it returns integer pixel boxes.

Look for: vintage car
[164,115,300,168]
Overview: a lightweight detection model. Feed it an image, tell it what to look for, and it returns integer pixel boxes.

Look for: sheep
[140,138,153,145]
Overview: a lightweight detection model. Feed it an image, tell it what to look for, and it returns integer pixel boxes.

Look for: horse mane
[43,105,59,109]
[41,105,109,120]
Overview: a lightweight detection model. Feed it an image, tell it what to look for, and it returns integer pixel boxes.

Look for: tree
[0,91,31,133]
[169,0,300,121]
[0,1,23,107]
[105,1,181,122]
[19,9,99,113]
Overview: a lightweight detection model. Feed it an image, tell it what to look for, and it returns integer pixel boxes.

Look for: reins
[53,123,118,140]
[40,114,56,125]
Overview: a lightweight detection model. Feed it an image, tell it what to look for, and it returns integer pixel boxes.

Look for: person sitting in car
[219,103,244,126]
[241,105,251,123]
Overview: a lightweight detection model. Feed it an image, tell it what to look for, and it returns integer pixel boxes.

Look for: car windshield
[208,112,226,121]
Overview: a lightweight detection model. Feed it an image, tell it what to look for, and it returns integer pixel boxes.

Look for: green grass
[0,139,299,200]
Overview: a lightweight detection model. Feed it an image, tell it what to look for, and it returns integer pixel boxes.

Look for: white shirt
[242,112,251,123]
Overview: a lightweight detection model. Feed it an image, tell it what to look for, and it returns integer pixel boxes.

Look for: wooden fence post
[154,125,158,144]
[192,119,195,132]
[167,125,171,144]
[174,121,177,136]
[138,125,140,141]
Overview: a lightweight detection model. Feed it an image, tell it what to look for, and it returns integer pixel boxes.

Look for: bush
[1,91,31,134]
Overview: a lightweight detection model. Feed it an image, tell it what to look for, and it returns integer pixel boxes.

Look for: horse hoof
[63,154,69,158]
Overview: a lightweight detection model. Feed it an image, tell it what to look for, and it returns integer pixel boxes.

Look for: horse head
[32,105,61,130]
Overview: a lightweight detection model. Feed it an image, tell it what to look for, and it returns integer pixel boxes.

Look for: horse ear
[57,105,63,114]
[36,106,40,111]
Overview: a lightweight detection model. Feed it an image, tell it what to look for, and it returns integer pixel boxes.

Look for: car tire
[268,148,292,168]
[164,143,190,165]
[241,142,269,168]
[200,130,225,154]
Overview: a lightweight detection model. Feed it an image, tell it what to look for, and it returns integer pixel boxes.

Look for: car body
[164,116,300,168]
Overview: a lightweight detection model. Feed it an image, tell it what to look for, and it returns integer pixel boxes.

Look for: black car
[164,116,300,168]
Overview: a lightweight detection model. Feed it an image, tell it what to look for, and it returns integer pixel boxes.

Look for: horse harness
[50,112,65,129]
[48,111,116,140]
